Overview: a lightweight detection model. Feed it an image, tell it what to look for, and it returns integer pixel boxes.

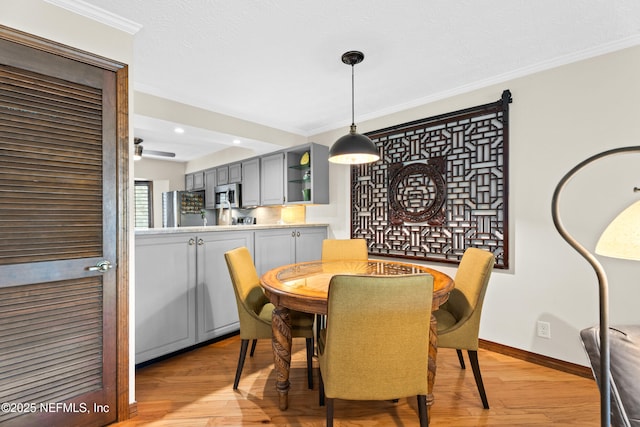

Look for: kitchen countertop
[135,223,329,236]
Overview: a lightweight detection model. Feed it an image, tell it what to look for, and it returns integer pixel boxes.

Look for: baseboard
[128,401,138,418]
[479,339,594,379]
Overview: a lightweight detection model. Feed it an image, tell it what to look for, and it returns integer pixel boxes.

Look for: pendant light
[328,51,380,164]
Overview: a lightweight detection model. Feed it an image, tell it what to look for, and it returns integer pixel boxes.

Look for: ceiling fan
[134,137,176,160]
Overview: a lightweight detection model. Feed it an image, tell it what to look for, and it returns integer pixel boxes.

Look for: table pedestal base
[272,306,292,410]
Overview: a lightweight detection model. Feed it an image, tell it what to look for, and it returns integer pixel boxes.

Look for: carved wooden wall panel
[351,90,511,268]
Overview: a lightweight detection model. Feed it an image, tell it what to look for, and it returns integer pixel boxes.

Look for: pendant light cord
[351,63,355,126]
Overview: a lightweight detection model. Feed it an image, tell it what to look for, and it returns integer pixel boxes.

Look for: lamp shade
[328,124,380,165]
[595,199,640,261]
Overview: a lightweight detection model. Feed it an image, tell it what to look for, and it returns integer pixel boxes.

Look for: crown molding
[44,0,142,35]
[309,35,640,136]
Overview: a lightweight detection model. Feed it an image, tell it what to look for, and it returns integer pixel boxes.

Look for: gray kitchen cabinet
[228,162,242,183]
[285,143,330,205]
[135,234,197,363]
[135,230,251,363]
[196,231,251,342]
[241,157,260,207]
[216,166,229,185]
[254,226,327,276]
[204,168,217,209]
[260,152,285,205]
[185,170,205,191]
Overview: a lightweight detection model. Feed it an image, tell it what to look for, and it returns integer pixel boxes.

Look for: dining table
[260,258,455,411]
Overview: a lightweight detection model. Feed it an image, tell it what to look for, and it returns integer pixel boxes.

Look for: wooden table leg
[427,313,438,409]
[272,305,292,410]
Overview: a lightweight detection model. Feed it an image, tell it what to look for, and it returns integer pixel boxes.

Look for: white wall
[307,45,640,366]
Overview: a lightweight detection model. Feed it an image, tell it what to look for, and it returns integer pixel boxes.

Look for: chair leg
[456,349,466,369]
[315,314,325,356]
[319,370,325,406]
[468,350,489,409]
[417,394,429,427]
[326,397,334,427]
[233,339,250,390]
[306,337,314,389]
[249,339,258,357]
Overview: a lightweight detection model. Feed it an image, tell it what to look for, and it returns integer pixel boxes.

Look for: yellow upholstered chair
[224,246,315,390]
[321,238,368,262]
[434,247,495,409]
[317,239,369,334]
[318,274,434,427]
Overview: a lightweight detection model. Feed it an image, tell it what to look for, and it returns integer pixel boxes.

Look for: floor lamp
[551,146,640,427]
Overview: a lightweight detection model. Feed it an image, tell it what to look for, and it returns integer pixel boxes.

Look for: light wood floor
[111,335,600,426]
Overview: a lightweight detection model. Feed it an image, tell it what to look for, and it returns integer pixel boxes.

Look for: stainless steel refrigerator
[162,191,205,227]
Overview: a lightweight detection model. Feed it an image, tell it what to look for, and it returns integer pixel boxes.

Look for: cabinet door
[295,226,327,262]
[135,234,197,363]
[204,168,216,209]
[192,171,205,190]
[196,231,253,342]
[216,166,229,185]
[185,173,194,191]
[254,228,296,276]
[241,158,260,207]
[260,152,285,205]
[228,162,242,183]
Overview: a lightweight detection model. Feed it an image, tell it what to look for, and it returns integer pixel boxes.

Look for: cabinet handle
[291,231,295,237]
[188,238,196,245]
[198,239,204,246]
[297,231,301,237]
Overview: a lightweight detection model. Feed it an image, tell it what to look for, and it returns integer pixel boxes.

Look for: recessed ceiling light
[174,127,185,134]
[233,139,241,144]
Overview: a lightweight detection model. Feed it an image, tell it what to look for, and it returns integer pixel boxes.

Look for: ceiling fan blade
[144,149,176,158]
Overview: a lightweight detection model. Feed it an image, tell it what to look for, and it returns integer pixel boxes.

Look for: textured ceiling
[58,0,640,161]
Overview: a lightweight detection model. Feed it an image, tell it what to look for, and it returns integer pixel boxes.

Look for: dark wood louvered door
[0,36,119,427]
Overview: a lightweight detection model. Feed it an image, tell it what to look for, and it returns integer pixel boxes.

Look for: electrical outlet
[537,320,551,339]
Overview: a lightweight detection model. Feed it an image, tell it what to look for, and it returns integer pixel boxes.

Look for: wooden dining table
[260,258,455,411]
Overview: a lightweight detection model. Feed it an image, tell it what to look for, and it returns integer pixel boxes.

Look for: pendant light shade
[329,51,380,165]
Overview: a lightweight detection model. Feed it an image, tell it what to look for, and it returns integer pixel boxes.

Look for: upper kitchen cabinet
[216,163,241,185]
[216,165,229,185]
[260,152,285,205]
[228,162,242,183]
[186,170,205,191]
[285,143,329,205]
[204,168,216,209]
[241,157,260,207]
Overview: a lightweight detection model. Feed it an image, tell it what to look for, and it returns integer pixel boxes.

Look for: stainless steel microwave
[214,183,241,209]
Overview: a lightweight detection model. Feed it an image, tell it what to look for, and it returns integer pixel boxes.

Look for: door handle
[87,260,113,273]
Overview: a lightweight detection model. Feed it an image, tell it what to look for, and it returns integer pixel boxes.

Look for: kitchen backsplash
[212,205,306,226]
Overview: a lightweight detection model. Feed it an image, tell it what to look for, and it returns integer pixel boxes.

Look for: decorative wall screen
[351,90,512,269]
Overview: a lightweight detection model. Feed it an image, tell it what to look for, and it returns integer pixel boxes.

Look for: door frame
[0,24,132,422]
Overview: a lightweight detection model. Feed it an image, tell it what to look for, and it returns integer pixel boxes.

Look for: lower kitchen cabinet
[254,226,327,276]
[135,234,197,363]
[196,231,252,342]
[135,231,253,363]
[135,226,326,363]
